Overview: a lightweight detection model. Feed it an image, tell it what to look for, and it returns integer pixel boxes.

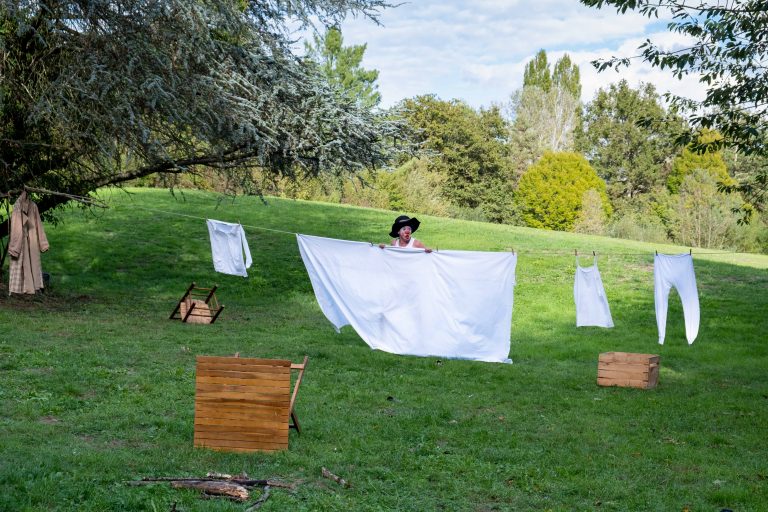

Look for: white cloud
[316,0,709,109]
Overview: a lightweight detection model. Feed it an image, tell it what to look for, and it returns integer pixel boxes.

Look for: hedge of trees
[247,41,765,253]
[122,29,767,254]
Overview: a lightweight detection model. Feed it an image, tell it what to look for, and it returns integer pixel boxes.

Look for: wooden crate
[194,356,291,453]
[597,352,660,389]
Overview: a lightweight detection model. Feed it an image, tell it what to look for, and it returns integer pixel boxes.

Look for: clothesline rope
[1,186,108,208]
[128,206,748,257]
[135,207,297,235]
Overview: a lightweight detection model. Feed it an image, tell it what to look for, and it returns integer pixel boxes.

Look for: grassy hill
[1,187,766,511]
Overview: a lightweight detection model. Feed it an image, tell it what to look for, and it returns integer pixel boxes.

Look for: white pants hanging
[654,253,700,345]
[574,256,614,328]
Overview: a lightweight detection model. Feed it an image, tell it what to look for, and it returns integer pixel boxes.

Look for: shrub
[667,130,735,194]
[516,151,611,231]
[574,189,608,235]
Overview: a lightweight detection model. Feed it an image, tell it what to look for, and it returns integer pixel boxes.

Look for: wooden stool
[170,283,223,324]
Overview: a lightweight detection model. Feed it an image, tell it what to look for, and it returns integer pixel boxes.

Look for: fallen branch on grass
[245,485,271,511]
[170,480,249,501]
[321,467,350,488]
[126,473,300,505]
[128,476,295,489]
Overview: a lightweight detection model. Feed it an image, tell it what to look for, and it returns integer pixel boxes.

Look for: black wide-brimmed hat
[389,215,420,238]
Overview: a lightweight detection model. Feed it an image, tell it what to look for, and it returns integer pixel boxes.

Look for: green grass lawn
[1,188,766,511]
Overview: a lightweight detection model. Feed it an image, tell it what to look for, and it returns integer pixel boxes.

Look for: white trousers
[574,256,614,328]
[654,253,700,345]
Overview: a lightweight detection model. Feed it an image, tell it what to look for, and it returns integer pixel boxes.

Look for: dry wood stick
[170,480,249,501]
[321,467,350,488]
[133,477,268,485]
[245,485,271,511]
[127,476,295,490]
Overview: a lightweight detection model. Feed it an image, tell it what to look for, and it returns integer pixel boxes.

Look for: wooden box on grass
[597,352,660,389]
[194,356,291,453]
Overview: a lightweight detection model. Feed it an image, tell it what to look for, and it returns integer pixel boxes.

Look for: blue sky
[309,0,705,109]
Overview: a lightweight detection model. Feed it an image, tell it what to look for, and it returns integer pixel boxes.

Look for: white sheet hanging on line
[654,253,700,345]
[206,219,252,277]
[574,255,614,328]
[297,234,517,363]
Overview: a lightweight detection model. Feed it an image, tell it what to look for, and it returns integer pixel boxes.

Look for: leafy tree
[581,0,768,217]
[552,54,581,101]
[516,151,611,231]
[0,0,395,237]
[524,50,580,97]
[508,84,580,155]
[304,26,381,108]
[523,50,552,92]
[399,95,513,221]
[722,149,768,222]
[378,158,450,217]
[508,50,582,156]
[670,169,744,249]
[668,130,734,194]
[574,189,608,235]
[577,80,684,199]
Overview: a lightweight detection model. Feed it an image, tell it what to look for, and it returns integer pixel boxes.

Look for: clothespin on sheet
[574,249,578,256]
[593,250,596,256]
[689,248,692,255]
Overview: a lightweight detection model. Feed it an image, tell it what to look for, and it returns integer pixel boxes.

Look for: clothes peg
[593,250,596,256]
[574,249,578,256]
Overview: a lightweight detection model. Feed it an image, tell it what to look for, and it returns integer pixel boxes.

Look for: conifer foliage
[0,0,396,231]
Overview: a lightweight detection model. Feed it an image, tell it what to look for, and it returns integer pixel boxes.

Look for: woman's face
[399,226,412,242]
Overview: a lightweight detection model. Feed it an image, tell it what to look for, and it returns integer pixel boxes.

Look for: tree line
[2,1,767,254]
[253,37,767,253]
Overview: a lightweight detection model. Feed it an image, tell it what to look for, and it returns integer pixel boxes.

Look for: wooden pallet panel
[194,356,291,452]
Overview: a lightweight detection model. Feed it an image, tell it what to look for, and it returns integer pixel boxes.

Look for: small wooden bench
[193,355,308,452]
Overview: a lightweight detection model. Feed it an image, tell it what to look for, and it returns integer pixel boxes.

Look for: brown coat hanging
[8,191,49,294]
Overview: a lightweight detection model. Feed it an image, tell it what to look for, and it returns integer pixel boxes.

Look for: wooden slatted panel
[181,299,212,324]
[597,352,660,389]
[194,356,291,452]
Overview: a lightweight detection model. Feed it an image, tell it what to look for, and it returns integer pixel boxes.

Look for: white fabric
[297,234,517,363]
[574,256,614,328]
[654,253,700,345]
[206,219,252,277]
